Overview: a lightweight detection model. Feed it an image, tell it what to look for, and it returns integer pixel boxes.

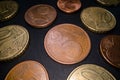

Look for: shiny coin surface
[0,1,18,21]
[5,60,49,80]
[100,35,120,68]
[67,64,116,80]
[44,23,91,64]
[57,0,81,13]
[25,4,57,28]
[0,25,29,61]
[80,7,116,33]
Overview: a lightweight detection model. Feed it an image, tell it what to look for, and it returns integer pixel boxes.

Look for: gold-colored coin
[0,1,18,21]
[0,25,29,61]
[80,7,116,33]
[67,64,116,80]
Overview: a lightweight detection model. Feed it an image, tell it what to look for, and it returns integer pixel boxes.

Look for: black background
[0,0,120,80]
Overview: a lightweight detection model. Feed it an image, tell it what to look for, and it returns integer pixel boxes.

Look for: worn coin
[100,35,120,68]
[44,23,91,64]
[25,4,57,28]
[80,7,116,33]
[0,1,18,21]
[67,64,116,80]
[5,60,49,80]
[57,0,81,13]
[0,25,29,61]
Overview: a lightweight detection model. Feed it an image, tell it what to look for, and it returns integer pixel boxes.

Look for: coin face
[57,0,81,13]
[25,4,57,28]
[44,23,91,64]
[100,35,120,68]
[80,7,116,33]
[5,60,49,80]
[0,1,18,21]
[67,64,116,80]
[0,25,29,61]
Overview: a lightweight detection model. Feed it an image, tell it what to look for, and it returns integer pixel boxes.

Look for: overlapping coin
[100,35,120,68]
[5,60,49,80]
[25,4,57,28]
[0,25,29,61]
[67,64,116,80]
[44,23,91,64]
[80,7,116,33]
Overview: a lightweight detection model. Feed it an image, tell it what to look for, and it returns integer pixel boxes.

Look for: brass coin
[100,35,120,68]
[25,4,57,28]
[67,64,116,80]
[0,1,18,21]
[5,60,49,80]
[80,7,116,33]
[57,0,81,13]
[44,23,91,64]
[0,25,29,61]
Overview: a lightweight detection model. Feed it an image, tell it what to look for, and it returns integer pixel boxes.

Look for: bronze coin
[100,35,120,68]
[44,23,91,64]
[57,0,81,13]
[5,60,49,80]
[25,4,57,28]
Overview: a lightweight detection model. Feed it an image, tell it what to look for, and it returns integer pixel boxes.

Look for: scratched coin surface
[25,4,57,28]
[57,0,81,13]
[100,35,120,68]
[5,60,49,80]
[44,23,91,64]
[67,64,116,80]
[0,1,18,21]
[0,25,29,61]
[80,7,116,33]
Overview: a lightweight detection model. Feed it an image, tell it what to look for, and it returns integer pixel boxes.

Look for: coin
[0,25,29,61]
[67,64,116,80]
[5,60,49,80]
[25,4,57,28]
[80,7,116,33]
[44,23,91,64]
[57,0,81,13]
[0,1,18,21]
[100,35,120,68]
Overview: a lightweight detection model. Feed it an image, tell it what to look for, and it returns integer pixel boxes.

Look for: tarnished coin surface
[44,23,91,64]
[100,35,120,68]
[57,0,81,13]
[80,7,116,33]
[0,25,29,61]
[25,4,57,28]
[0,1,18,21]
[5,60,49,80]
[67,64,116,80]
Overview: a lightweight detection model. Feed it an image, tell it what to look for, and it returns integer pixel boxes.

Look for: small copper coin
[44,23,91,64]
[57,0,81,13]
[25,4,57,28]
[5,60,49,80]
[100,35,120,68]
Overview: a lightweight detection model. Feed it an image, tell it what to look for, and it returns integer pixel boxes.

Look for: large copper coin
[100,35,120,68]
[67,64,116,80]
[25,4,57,28]
[0,1,18,21]
[80,7,116,33]
[44,23,91,64]
[0,25,29,61]
[5,60,49,80]
[57,0,81,13]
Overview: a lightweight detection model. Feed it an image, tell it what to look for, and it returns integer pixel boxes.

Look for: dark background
[0,0,120,80]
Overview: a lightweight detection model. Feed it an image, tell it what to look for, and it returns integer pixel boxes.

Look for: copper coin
[5,60,49,80]
[57,0,81,13]
[25,4,57,28]
[100,35,120,68]
[44,23,91,64]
